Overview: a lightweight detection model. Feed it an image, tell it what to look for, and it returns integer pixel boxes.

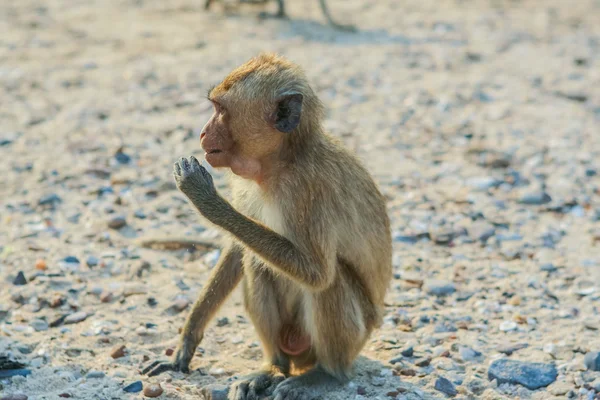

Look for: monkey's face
[200,88,302,181]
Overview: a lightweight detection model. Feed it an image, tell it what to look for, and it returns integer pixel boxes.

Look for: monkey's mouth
[204,148,229,168]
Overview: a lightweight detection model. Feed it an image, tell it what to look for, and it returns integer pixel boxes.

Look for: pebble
[30,319,49,332]
[123,381,143,393]
[111,345,126,359]
[64,312,88,324]
[540,263,557,272]
[13,271,27,286]
[0,370,32,378]
[115,151,132,164]
[86,256,99,267]
[100,291,113,303]
[519,192,552,205]
[86,370,105,379]
[143,384,163,398]
[38,193,62,206]
[201,384,229,400]
[401,346,414,357]
[63,256,80,264]
[216,317,229,327]
[35,259,47,270]
[584,351,600,371]
[423,280,456,296]
[414,357,431,367]
[488,359,557,389]
[1,395,28,400]
[458,346,482,362]
[434,377,458,397]
[499,321,517,332]
[108,216,127,229]
[497,343,528,355]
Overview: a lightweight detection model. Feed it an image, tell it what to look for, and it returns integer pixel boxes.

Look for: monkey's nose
[200,132,206,140]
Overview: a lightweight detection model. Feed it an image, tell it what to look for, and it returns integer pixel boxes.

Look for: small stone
[123,381,143,393]
[423,280,456,296]
[584,351,600,371]
[111,345,126,359]
[434,377,458,397]
[143,384,163,398]
[216,317,229,327]
[108,216,127,230]
[50,295,64,308]
[415,357,431,367]
[86,370,105,379]
[86,256,99,268]
[30,319,49,332]
[497,343,528,355]
[134,210,147,219]
[100,292,113,303]
[540,263,557,272]
[39,193,62,206]
[0,370,31,378]
[201,384,229,400]
[35,259,47,271]
[63,256,80,264]
[165,348,174,356]
[499,321,517,332]
[519,192,552,205]
[401,346,414,357]
[357,386,367,395]
[399,368,416,376]
[488,359,557,390]
[550,382,572,396]
[13,271,27,286]
[459,346,482,362]
[115,151,132,164]
[371,376,386,386]
[1,395,28,400]
[64,311,88,324]
[466,378,486,395]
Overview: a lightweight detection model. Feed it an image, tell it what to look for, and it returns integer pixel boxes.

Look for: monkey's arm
[174,156,335,291]
[143,242,243,376]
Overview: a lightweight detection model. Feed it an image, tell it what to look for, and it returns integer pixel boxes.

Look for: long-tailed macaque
[143,53,391,400]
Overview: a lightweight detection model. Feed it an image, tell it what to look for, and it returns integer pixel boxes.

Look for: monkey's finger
[190,155,201,168]
[140,360,162,375]
[181,157,190,171]
[174,162,182,176]
[233,382,250,400]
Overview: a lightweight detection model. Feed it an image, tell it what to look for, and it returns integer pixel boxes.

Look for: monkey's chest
[257,200,287,236]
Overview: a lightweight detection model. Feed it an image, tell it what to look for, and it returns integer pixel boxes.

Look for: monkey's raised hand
[174,156,226,223]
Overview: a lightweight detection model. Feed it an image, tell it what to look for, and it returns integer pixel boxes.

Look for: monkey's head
[201,53,324,181]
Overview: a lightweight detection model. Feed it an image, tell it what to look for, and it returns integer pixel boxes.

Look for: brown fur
[145,53,391,399]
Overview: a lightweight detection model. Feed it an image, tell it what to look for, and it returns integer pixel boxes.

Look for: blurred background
[1,0,600,399]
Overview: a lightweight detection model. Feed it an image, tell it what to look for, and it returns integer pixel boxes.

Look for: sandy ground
[1,0,600,399]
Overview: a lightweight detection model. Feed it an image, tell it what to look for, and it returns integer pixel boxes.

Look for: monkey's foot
[273,367,340,400]
[257,11,288,20]
[141,360,190,377]
[229,371,286,400]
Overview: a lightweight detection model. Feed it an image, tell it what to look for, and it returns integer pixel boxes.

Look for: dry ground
[1,0,600,399]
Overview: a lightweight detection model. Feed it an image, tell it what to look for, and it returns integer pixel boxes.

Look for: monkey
[142,53,392,400]
[204,0,357,32]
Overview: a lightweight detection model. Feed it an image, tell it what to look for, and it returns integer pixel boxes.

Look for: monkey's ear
[274,93,303,133]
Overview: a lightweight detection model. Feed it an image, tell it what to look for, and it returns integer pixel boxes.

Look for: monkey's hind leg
[258,0,288,20]
[229,266,290,400]
[318,0,357,32]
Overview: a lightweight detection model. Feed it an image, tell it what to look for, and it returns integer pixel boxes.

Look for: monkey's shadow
[277,19,467,47]
[202,356,440,399]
